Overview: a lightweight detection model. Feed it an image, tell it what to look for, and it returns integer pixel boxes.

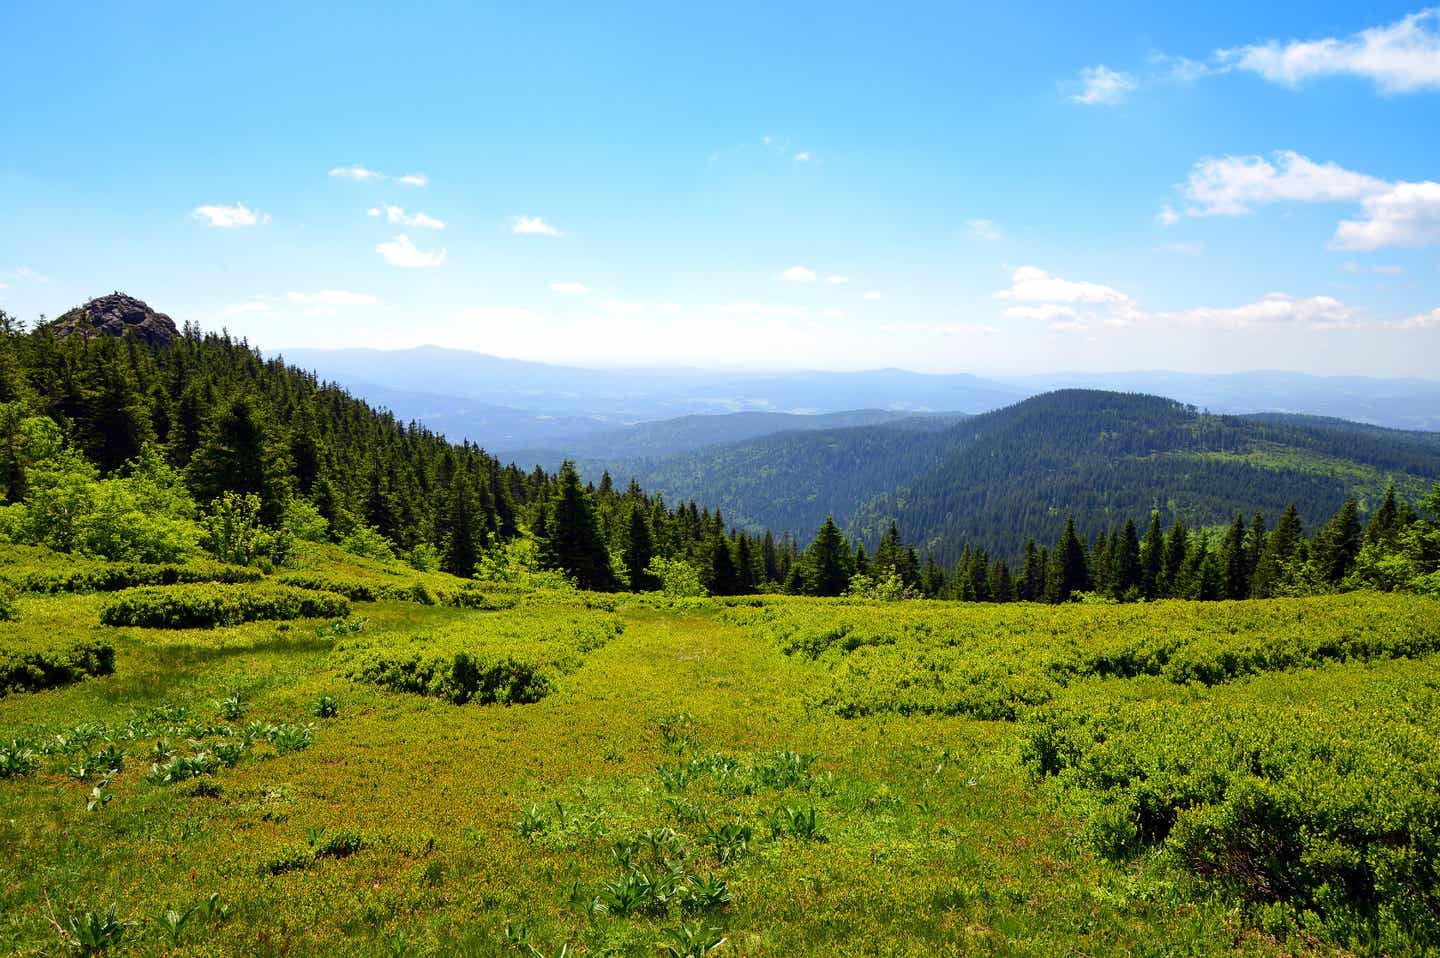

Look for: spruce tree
[441,471,484,577]
[800,517,854,597]
[542,461,619,591]
[1313,498,1361,585]
[1113,517,1142,599]
[622,503,657,591]
[1253,503,1301,599]
[1045,517,1088,603]
[1219,513,1249,599]
[1139,511,1163,599]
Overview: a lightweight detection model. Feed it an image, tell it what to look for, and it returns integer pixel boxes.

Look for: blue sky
[1,1,1437,375]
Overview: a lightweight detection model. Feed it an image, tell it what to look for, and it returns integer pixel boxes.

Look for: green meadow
[1,544,1436,957]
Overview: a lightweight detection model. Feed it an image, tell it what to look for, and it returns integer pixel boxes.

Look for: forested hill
[0,297,781,591]
[850,390,1440,561]
[588,389,1440,562]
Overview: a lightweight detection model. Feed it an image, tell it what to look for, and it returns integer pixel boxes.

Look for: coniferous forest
[0,308,1435,607]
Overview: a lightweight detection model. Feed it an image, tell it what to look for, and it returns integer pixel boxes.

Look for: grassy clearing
[0,545,1433,955]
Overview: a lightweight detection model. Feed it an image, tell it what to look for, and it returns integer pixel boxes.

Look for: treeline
[0,308,1434,604]
[0,310,787,583]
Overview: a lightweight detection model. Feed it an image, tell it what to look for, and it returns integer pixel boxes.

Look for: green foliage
[202,491,294,567]
[645,556,708,597]
[0,429,201,562]
[98,582,350,628]
[336,607,622,705]
[1022,658,1440,952]
[0,638,115,696]
[7,555,261,594]
[338,524,396,561]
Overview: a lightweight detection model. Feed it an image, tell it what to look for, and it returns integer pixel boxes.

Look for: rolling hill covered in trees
[586,390,1440,562]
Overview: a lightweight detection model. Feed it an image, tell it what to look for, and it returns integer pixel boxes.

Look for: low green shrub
[1021,659,1440,953]
[12,559,260,595]
[334,608,622,705]
[0,638,115,695]
[99,583,350,629]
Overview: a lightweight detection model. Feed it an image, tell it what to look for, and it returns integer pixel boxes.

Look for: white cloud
[794,152,813,162]
[821,308,846,320]
[1181,151,1388,216]
[458,307,544,325]
[863,290,882,301]
[397,173,429,187]
[1386,307,1440,329]
[1003,303,1082,324]
[373,204,445,229]
[376,234,447,268]
[1219,9,1440,94]
[329,166,384,181]
[880,321,1000,336]
[191,203,269,228]
[285,290,380,306]
[550,282,591,295]
[1161,292,1364,330]
[511,216,562,236]
[824,275,849,285]
[1158,241,1205,256]
[1342,261,1405,274]
[997,266,1137,307]
[1069,65,1137,105]
[780,265,817,282]
[1156,204,1180,226]
[1152,53,1211,84]
[966,218,1002,241]
[1330,180,1440,249]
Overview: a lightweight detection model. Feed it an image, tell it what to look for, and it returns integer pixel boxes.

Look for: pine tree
[1045,517,1089,603]
[1312,498,1361,585]
[1112,517,1142,599]
[1020,539,1044,601]
[187,393,290,523]
[708,535,741,596]
[1139,511,1164,599]
[1253,503,1302,598]
[542,461,619,591]
[800,517,854,597]
[1364,484,1400,546]
[622,503,657,591]
[1219,513,1249,599]
[1161,519,1189,598]
[440,470,484,577]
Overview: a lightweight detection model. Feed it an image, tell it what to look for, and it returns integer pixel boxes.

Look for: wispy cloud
[824,275,849,285]
[1343,261,1405,275]
[1068,65,1136,105]
[779,265,817,282]
[550,282,591,295]
[376,234,447,268]
[329,166,384,181]
[191,203,269,228]
[1219,8,1440,93]
[863,291,883,301]
[330,166,430,185]
[994,265,1425,333]
[511,216,562,236]
[794,151,813,162]
[369,204,445,229]
[1180,151,1388,217]
[966,218,1002,240]
[1172,150,1440,250]
[1156,204,1180,226]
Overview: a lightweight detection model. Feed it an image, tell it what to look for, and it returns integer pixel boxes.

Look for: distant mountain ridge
[584,390,1440,562]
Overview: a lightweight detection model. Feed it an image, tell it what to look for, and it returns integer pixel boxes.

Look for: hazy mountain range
[278,347,1440,458]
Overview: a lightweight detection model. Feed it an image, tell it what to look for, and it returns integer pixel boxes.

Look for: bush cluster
[12,559,261,595]
[334,608,623,705]
[0,638,115,695]
[99,583,350,629]
[736,594,1440,720]
[1021,659,1440,952]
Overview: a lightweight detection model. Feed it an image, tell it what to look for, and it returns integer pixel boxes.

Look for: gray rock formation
[50,292,180,347]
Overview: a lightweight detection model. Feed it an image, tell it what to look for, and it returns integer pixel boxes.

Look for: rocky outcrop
[50,293,180,347]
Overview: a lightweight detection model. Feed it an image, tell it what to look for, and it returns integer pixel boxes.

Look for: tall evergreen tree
[1139,511,1164,599]
[1112,517,1142,598]
[1045,517,1088,603]
[801,516,854,597]
[440,470,484,577]
[1219,513,1249,599]
[622,503,657,591]
[542,461,619,591]
[1313,498,1361,585]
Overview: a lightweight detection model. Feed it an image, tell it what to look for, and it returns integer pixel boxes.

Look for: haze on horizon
[2,1,1438,377]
